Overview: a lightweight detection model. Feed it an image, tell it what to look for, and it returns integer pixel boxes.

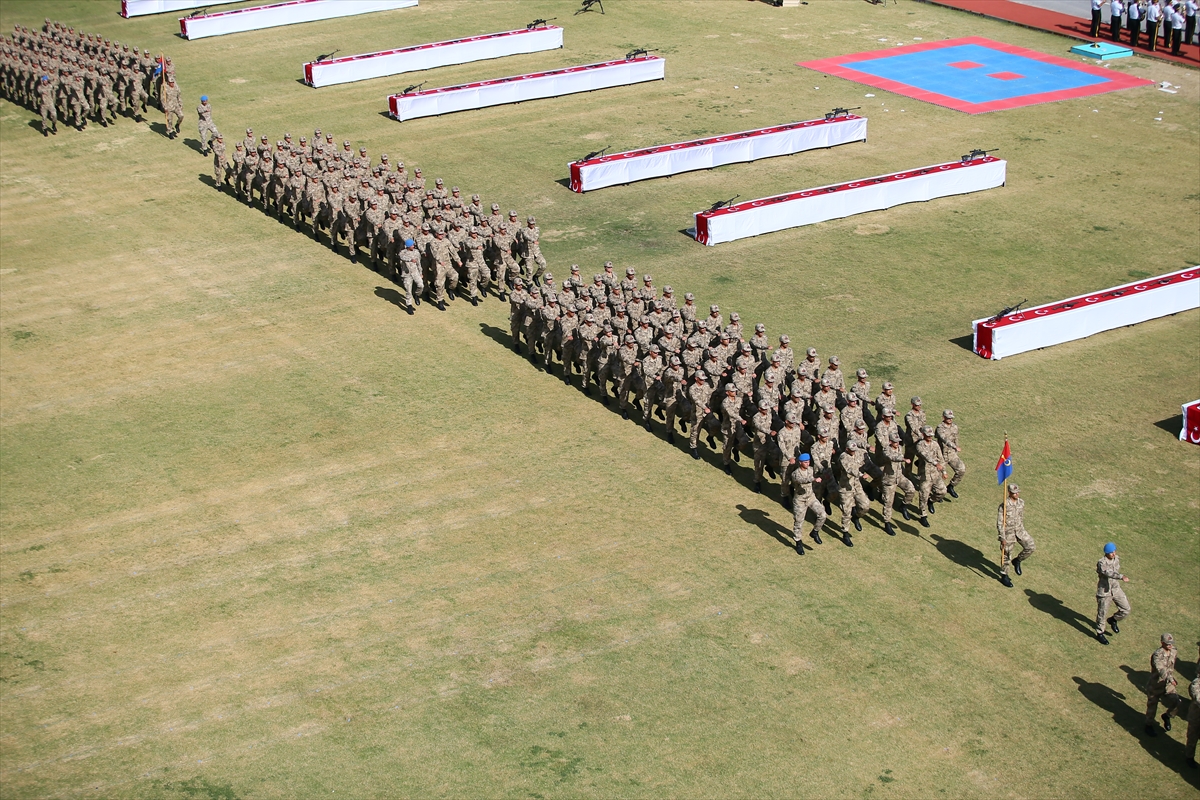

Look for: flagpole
[1000,433,1008,573]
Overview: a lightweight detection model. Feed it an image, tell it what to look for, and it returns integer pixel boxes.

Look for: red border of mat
[799,36,1153,114]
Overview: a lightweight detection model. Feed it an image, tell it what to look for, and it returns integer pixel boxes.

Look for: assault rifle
[961,148,999,162]
[185,7,208,17]
[582,145,609,161]
[991,299,1027,321]
[315,48,340,62]
[526,17,557,29]
[824,106,861,120]
[575,0,604,15]
[709,195,739,211]
[401,81,425,95]
[626,47,658,60]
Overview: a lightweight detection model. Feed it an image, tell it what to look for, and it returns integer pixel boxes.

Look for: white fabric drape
[972,268,1199,360]
[569,116,867,193]
[180,0,417,40]
[694,158,1006,246]
[304,27,562,88]
[389,57,664,122]
[122,0,240,18]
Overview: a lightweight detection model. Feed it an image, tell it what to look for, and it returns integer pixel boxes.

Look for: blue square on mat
[850,44,1107,104]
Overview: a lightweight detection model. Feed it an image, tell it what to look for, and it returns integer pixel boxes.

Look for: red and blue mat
[800,37,1152,114]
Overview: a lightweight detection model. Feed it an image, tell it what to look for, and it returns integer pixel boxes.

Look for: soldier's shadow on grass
[928,533,1002,581]
[1073,676,1200,789]
[1024,589,1094,637]
[479,323,510,348]
[375,286,406,309]
[735,503,798,550]
[183,137,205,154]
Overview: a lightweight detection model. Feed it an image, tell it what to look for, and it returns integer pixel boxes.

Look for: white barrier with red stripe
[121,0,240,18]
[388,56,664,122]
[972,268,1199,360]
[180,0,417,40]
[304,26,563,88]
[567,115,867,193]
[692,156,1005,246]
[1182,400,1200,444]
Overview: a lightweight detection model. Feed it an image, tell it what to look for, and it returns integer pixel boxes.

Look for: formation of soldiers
[1,19,179,136]
[507,269,966,552]
[208,119,546,313]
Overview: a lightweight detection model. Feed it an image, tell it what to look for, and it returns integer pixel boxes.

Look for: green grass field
[1,0,1198,797]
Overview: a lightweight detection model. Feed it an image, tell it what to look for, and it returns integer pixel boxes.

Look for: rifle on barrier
[315,48,340,62]
[709,195,739,211]
[185,7,208,17]
[824,106,861,120]
[582,145,609,161]
[625,47,658,60]
[526,18,557,29]
[401,81,426,95]
[961,147,1000,162]
[990,299,1027,321]
[575,0,604,15]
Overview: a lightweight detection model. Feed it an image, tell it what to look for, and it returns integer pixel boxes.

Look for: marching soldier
[879,432,914,536]
[1095,541,1129,644]
[996,483,1034,588]
[1144,633,1181,737]
[161,74,182,138]
[935,409,966,498]
[915,425,946,527]
[1186,640,1199,768]
[397,238,424,313]
[789,453,826,553]
[196,94,217,154]
[211,132,228,185]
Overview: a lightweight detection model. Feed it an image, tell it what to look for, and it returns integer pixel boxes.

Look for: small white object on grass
[865,93,875,97]
[734,85,739,89]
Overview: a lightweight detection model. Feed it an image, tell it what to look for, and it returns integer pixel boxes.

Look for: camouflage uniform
[935,412,966,492]
[1144,637,1181,729]
[879,434,915,529]
[1095,552,1130,635]
[996,489,1034,576]
[789,459,827,547]
[161,77,182,136]
[196,98,217,153]
[397,242,424,309]
[911,432,945,526]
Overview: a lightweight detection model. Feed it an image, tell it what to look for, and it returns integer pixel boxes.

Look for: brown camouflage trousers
[1095,586,1130,634]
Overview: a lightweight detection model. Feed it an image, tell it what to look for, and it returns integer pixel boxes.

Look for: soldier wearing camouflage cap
[935,410,966,498]
[879,432,915,535]
[996,483,1034,587]
[915,425,947,528]
[1144,633,1181,737]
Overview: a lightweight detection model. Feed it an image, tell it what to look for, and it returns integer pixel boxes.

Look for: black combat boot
[1000,574,1013,588]
[1013,560,1022,576]
[1107,617,1119,634]
[752,481,761,494]
[811,528,823,545]
[795,541,804,555]
[928,499,936,515]
[901,504,911,521]
[852,518,862,532]
[947,486,959,498]
[885,522,896,536]
[1098,633,1110,645]
[919,517,930,528]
